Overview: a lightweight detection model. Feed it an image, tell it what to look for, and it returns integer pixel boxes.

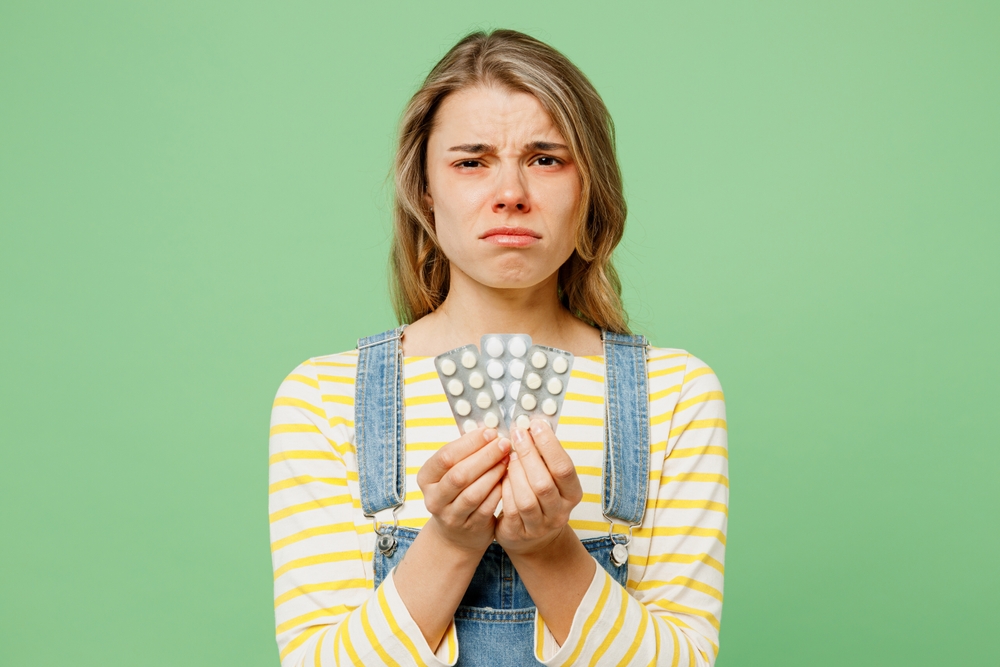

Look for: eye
[456,159,482,168]
[533,156,561,167]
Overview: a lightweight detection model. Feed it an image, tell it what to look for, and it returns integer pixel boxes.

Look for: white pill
[552,356,569,374]
[509,359,525,379]
[487,360,504,379]
[492,382,505,401]
[508,337,527,358]
[468,371,485,389]
[461,351,478,369]
[520,393,537,410]
[483,411,499,428]
[485,337,504,357]
[462,419,478,433]
[440,358,457,376]
[515,414,531,429]
[546,377,563,395]
[531,351,547,368]
[509,380,521,399]
[525,372,542,390]
[455,399,471,416]
[542,398,557,415]
[476,391,492,409]
[447,379,464,396]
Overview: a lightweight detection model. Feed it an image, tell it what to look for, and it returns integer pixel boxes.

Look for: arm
[527,353,730,666]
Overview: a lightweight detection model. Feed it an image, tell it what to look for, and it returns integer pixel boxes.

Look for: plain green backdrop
[1,1,997,665]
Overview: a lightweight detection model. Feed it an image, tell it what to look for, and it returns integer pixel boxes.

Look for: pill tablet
[468,371,485,389]
[542,398,557,415]
[552,356,568,374]
[476,391,492,409]
[485,337,504,358]
[520,394,537,410]
[525,372,542,390]
[508,358,525,379]
[487,360,504,379]
[509,380,521,399]
[483,411,499,428]
[531,351,547,369]
[463,419,478,433]
[515,414,531,429]
[492,382,505,401]
[508,337,527,358]
[546,377,563,395]
[461,351,478,369]
[447,379,464,396]
[440,358,457,376]
[455,399,471,416]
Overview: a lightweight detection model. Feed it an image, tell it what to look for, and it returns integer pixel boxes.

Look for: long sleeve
[534,352,729,666]
[269,357,459,667]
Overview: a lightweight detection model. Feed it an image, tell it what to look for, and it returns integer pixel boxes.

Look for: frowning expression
[424,85,583,289]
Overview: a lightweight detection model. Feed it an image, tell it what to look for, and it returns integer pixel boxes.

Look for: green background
[2,1,997,665]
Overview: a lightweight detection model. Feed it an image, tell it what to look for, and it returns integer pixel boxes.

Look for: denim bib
[355,326,650,666]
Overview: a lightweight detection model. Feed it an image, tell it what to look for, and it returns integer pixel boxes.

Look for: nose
[492,165,530,214]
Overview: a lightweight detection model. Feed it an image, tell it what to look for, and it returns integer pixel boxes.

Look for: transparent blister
[478,333,533,422]
[508,344,574,432]
[434,344,509,438]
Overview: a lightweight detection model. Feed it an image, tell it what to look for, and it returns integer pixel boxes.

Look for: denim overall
[354,326,650,666]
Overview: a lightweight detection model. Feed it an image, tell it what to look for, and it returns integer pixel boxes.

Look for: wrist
[422,516,493,561]
[508,524,584,566]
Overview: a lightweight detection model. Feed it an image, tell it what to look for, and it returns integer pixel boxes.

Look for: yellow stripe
[273,550,362,580]
[649,384,681,402]
[659,472,730,489]
[571,369,603,382]
[635,526,726,545]
[314,627,329,665]
[590,586,628,666]
[271,522,356,552]
[668,445,729,460]
[669,418,727,439]
[406,441,447,451]
[270,423,323,437]
[404,356,430,364]
[279,624,324,661]
[337,613,363,667]
[647,352,687,362]
[629,552,724,575]
[535,613,545,660]
[576,466,602,477]
[562,440,603,451]
[563,570,613,665]
[269,449,342,466]
[647,499,728,515]
[565,392,602,403]
[675,390,724,413]
[317,374,353,385]
[321,394,354,405]
[684,367,714,383]
[377,585,428,667]
[404,490,424,502]
[285,373,320,389]
[580,493,602,504]
[269,475,345,494]
[328,415,354,428]
[631,577,724,602]
[406,417,456,428]
[275,579,369,607]
[276,604,352,635]
[359,600,402,667]
[651,598,721,631]
[404,394,447,407]
[665,615,681,667]
[447,624,457,662]
[651,441,667,453]
[648,364,685,379]
[273,397,326,418]
[312,360,354,367]
[615,604,648,667]
[269,494,352,523]
[405,371,439,385]
[560,416,603,426]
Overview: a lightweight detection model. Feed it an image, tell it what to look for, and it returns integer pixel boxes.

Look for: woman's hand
[495,419,583,557]
[417,427,511,554]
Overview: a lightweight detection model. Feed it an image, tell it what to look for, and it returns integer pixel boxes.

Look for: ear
[423,188,433,212]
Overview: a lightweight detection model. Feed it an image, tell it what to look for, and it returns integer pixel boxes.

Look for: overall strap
[601,330,651,527]
[355,325,407,517]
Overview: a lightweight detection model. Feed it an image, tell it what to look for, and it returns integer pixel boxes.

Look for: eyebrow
[446,141,569,153]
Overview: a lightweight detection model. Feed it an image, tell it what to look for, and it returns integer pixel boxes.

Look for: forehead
[429,85,566,146]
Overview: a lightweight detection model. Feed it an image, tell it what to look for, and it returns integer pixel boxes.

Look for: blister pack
[508,344,575,432]
[478,333,532,422]
[433,345,509,438]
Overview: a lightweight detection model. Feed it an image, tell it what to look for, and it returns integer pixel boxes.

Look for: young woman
[269,29,729,667]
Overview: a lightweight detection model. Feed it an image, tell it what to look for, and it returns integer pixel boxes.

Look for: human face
[423,85,583,291]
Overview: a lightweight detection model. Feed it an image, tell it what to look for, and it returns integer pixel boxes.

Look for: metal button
[377,533,397,557]
[611,543,629,567]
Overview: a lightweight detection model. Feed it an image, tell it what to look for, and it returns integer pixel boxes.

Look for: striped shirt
[269,347,729,666]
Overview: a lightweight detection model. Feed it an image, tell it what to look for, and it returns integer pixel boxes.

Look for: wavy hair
[390,28,629,333]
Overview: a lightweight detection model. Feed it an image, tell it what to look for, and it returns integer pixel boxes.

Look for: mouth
[480,226,542,248]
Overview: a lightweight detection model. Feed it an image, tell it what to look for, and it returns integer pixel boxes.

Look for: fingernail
[509,450,518,461]
[498,438,511,454]
[483,428,498,441]
[530,420,546,436]
[511,428,526,449]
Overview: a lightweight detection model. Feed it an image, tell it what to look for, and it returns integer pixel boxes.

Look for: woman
[269,29,728,666]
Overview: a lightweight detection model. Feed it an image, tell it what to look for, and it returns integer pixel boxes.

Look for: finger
[438,436,511,504]
[505,448,543,525]
[473,479,503,522]
[418,427,497,485]
[500,473,521,526]
[510,427,562,510]
[450,456,509,518]
[526,419,582,501]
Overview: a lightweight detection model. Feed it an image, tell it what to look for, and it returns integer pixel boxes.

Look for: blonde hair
[390,28,630,333]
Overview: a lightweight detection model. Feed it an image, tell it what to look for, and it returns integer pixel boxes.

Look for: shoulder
[645,345,725,399]
[273,349,360,399]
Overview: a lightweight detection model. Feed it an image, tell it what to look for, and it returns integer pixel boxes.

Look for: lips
[480,227,541,248]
